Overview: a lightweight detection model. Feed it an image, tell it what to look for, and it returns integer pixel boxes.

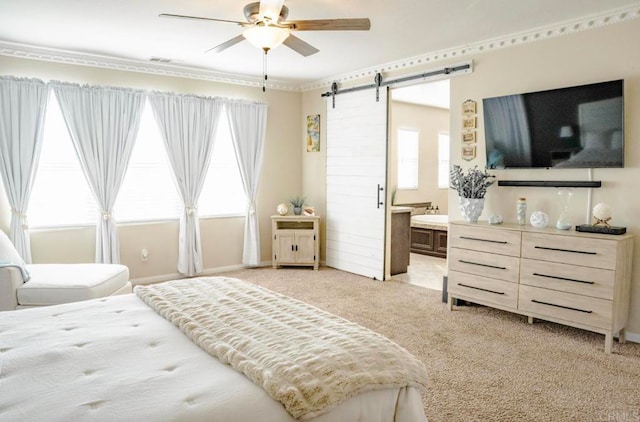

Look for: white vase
[459,197,485,222]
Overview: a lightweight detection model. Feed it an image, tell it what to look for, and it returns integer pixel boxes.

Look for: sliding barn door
[326,88,388,280]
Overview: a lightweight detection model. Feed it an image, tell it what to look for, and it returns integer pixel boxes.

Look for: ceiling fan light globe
[243,26,290,50]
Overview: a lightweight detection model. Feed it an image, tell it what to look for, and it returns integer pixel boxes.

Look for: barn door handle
[377,184,384,209]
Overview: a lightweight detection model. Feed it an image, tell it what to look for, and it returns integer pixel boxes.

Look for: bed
[0,277,428,421]
[554,97,623,168]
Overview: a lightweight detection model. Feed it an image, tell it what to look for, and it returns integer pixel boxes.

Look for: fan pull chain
[262,48,270,92]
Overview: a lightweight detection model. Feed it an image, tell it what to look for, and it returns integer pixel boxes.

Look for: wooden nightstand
[271,215,320,270]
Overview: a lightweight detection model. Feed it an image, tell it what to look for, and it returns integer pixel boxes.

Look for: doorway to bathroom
[388,79,450,291]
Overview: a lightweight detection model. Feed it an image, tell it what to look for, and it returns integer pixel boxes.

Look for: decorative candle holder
[555,189,573,230]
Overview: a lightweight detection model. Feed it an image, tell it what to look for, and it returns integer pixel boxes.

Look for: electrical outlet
[140,248,149,262]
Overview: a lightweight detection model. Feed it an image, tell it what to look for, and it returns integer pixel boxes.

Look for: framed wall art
[462,116,476,130]
[306,114,320,152]
[462,145,477,161]
[462,99,477,115]
[462,131,476,144]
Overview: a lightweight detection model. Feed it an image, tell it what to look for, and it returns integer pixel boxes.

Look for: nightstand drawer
[520,258,614,300]
[518,285,612,329]
[521,232,617,269]
[449,248,520,283]
[449,225,521,257]
[449,270,518,309]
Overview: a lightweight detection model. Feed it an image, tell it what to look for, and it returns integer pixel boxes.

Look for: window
[29,95,97,227]
[397,128,419,189]
[29,97,245,228]
[114,104,246,221]
[113,103,181,221]
[438,132,450,189]
[198,115,246,217]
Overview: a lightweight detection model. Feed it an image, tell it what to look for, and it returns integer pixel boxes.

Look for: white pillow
[610,130,623,149]
[582,132,609,149]
[0,230,30,282]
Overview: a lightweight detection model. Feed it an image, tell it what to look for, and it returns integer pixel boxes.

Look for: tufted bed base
[0,280,427,421]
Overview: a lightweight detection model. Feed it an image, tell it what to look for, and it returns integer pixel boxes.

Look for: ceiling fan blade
[159,13,247,26]
[205,35,246,54]
[284,18,371,31]
[283,34,319,57]
[259,0,285,22]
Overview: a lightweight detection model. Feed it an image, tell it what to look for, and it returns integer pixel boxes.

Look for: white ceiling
[1,1,639,90]
[392,79,450,109]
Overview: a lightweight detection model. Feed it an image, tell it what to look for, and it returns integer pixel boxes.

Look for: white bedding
[554,147,623,168]
[0,292,427,421]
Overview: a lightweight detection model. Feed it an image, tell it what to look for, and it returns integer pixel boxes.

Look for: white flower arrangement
[449,165,495,199]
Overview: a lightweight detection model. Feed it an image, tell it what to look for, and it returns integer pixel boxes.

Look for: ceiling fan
[159,0,371,57]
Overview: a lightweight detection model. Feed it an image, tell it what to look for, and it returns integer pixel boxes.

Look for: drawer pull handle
[531,299,592,314]
[458,283,505,295]
[459,259,506,270]
[532,272,595,285]
[459,236,508,244]
[534,246,596,255]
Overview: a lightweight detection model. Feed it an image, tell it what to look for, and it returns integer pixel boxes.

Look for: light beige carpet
[219,266,640,422]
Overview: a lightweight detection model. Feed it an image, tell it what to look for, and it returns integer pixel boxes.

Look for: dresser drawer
[449,270,518,309]
[449,225,521,257]
[520,258,614,300]
[450,248,520,283]
[521,232,617,269]
[518,285,612,330]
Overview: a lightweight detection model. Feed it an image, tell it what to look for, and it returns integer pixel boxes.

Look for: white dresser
[448,221,634,353]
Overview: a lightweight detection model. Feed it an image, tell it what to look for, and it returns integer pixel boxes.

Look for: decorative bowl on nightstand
[276,203,289,216]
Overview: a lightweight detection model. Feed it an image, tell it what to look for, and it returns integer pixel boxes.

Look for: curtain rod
[320,62,472,107]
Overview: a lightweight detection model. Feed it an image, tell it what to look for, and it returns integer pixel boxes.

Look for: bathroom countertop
[391,206,413,214]
[410,214,449,230]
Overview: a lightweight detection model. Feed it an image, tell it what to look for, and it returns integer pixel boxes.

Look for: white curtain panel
[148,92,223,276]
[484,94,532,167]
[0,76,49,264]
[51,82,145,264]
[226,100,268,267]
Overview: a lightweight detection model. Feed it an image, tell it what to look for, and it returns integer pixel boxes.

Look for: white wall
[0,55,303,282]
[390,101,449,213]
[3,15,639,338]
[302,19,640,337]
[301,90,328,261]
[448,19,640,335]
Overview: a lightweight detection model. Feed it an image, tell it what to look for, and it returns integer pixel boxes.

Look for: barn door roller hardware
[321,61,472,108]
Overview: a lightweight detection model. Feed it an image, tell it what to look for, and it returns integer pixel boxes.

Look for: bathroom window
[397,128,419,189]
[438,132,450,189]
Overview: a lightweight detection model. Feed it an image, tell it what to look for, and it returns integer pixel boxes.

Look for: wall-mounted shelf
[497,180,601,188]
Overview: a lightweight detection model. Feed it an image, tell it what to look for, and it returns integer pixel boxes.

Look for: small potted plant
[450,165,494,222]
[290,196,307,215]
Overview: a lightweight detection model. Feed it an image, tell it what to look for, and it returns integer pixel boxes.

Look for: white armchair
[0,231,131,311]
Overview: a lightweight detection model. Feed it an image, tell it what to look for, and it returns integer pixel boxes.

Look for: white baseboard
[624,331,640,344]
[131,262,271,286]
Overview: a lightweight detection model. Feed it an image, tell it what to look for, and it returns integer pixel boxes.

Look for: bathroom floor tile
[391,253,445,291]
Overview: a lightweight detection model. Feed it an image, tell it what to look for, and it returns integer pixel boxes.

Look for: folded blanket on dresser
[134,277,428,420]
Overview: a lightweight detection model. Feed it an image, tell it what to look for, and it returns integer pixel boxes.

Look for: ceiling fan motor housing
[160,2,369,58]
[243,2,289,23]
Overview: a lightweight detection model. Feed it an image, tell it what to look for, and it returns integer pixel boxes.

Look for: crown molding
[1,4,638,93]
[0,41,298,92]
[300,3,640,92]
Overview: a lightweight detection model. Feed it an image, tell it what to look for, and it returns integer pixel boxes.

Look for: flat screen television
[483,80,624,169]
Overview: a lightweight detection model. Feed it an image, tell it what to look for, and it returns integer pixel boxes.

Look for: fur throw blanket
[135,277,428,420]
